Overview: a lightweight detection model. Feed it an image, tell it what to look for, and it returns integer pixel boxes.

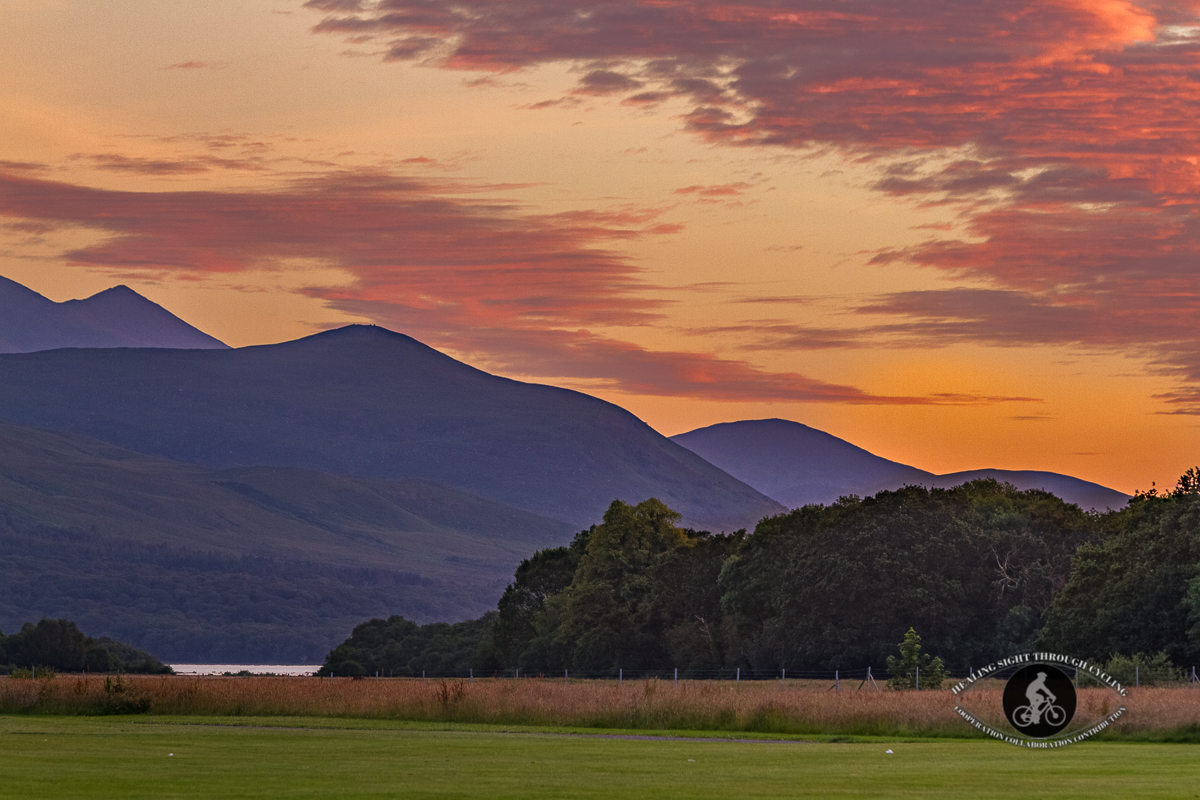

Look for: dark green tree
[720,481,1096,672]
[492,529,589,668]
[318,612,500,677]
[556,498,692,671]
[1042,469,1200,663]
[650,530,743,674]
[10,619,87,671]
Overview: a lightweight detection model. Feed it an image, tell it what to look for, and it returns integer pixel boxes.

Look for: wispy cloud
[162,61,220,70]
[302,0,1200,410]
[71,153,268,175]
[0,166,1008,404]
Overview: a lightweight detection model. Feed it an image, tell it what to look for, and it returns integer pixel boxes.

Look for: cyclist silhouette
[1015,671,1063,727]
[1025,671,1056,723]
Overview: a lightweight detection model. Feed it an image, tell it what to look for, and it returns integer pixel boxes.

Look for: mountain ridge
[0,274,228,352]
[672,418,1129,512]
[0,324,784,531]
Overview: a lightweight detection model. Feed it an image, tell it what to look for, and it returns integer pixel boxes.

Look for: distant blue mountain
[0,274,228,352]
[672,418,1129,512]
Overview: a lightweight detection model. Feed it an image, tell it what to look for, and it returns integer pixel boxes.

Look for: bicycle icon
[1012,700,1067,728]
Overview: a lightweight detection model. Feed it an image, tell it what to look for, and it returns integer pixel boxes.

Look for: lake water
[171,664,318,676]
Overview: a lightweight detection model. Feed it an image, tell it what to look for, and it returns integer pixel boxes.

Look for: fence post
[916,665,919,691]
[736,667,740,686]
[675,667,678,687]
[619,668,623,687]
[781,668,785,690]
[835,669,839,691]
[1136,665,1139,688]
[422,670,425,682]
[515,668,519,681]
[565,669,569,684]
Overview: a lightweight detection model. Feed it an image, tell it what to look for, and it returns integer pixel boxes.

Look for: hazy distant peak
[672,418,932,509]
[63,284,141,304]
[672,417,1130,512]
[0,273,228,353]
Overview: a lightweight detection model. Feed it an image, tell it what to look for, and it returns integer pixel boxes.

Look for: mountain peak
[673,418,932,508]
[673,418,1130,512]
[0,331,783,531]
[0,274,228,353]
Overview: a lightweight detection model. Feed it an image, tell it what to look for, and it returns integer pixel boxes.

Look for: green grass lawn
[2,715,1199,799]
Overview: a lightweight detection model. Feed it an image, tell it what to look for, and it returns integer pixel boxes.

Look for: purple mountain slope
[0,325,784,531]
[672,418,1130,512]
[0,274,227,352]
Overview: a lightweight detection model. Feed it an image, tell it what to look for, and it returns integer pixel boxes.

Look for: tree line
[321,475,1200,679]
[0,618,172,675]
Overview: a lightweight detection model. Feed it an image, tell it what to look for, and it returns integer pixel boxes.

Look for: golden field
[2,674,1199,739]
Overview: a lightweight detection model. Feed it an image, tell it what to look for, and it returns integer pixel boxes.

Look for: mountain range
[0,322,784,532]
[0,275,228,352]
[671,419,1130,512]
[0,274,1133,661]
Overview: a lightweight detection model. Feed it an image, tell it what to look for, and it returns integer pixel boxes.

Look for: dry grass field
[3,674,1199,740]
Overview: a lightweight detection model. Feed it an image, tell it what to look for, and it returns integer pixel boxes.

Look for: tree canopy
[322,474,1200,678]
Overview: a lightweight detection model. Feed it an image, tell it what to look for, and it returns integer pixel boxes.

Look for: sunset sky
[4,0,1200,495]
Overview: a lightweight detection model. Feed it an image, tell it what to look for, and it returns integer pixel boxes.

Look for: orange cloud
[302,0,1200,409]
[1,167,1011,405]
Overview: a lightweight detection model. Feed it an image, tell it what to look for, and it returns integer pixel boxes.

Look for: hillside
[0,421,574,662]
[672,418,932,508]
[672,418,1129,512]
[0,325,783,531]
[0,275,228,352]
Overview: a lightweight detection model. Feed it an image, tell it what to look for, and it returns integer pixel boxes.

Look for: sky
[3,0,1200,494]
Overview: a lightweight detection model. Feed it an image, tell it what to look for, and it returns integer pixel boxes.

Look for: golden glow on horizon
[3,0,1200,497]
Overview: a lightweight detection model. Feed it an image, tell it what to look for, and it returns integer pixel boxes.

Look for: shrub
[885,628,945,690]
[1102,652,1182,687]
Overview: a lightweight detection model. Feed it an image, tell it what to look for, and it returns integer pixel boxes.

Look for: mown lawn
[2,715,1198,799]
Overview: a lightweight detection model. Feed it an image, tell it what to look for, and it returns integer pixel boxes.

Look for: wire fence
[328,663,1200,688]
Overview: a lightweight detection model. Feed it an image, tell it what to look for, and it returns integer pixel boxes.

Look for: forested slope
[0,422,573,662]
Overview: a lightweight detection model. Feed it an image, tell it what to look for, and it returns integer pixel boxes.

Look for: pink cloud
[0,166,1010,405]
[674,182,750,197]
[301,0,1200,410]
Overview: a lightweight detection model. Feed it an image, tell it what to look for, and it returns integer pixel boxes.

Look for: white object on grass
[885,749,893,754]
